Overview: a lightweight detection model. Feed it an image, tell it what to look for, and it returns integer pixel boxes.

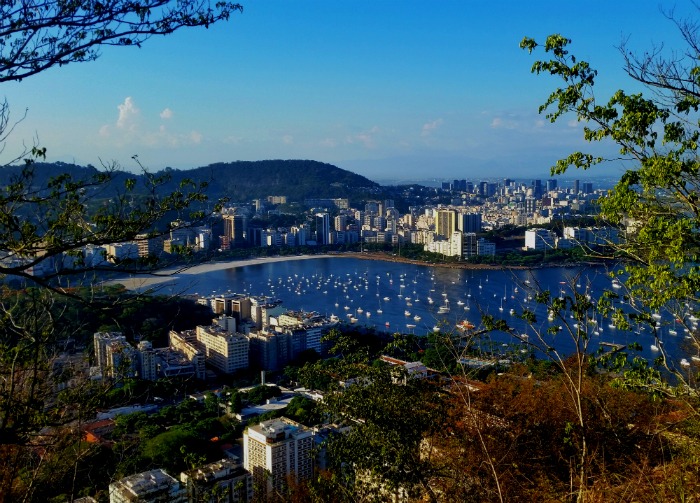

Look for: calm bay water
[159,257,688,363]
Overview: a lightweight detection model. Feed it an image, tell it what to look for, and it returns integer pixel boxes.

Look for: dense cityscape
[5,1,700,502]
[29,171,631,502]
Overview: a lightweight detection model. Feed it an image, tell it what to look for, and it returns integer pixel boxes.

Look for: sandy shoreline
[108,252,586,292]
[107,254,338,291]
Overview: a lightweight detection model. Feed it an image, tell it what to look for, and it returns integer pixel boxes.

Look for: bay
[156,257,689,364]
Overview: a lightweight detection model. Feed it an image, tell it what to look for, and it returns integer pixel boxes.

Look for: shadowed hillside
[0,159,379,203]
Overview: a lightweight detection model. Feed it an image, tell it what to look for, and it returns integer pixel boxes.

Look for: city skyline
[1,1,694,181]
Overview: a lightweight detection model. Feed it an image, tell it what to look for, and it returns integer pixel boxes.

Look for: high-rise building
[582,182,593,194]
[109,469,186,503]
[135,233,164,258]
[223,214,246,247]
[458,212,482,233]
[532,179,543,198]
[243,417,314,496]
[435,210,457,239]
[168,330,206,380]
[195,325,249,374]
[334,215,347,231]
[573,180,580,195]
[525,228,557,251]
[315,213,330,245]
[105,340,138,380]
[137,341,157,381]
[546,178,558,192]
[94,332,126,374]
[364,201,379,215]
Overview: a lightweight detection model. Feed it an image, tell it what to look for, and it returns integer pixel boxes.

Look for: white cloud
[347,126,380,148]
[98,97,204,149]
[490,116,518,130]
[116,97,140,130]
[320,138,338,148]
[189,131,203,144]
[421,118,443,137]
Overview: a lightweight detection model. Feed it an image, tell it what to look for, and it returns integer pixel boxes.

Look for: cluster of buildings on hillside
[92,294,338,384]
[7,177,617,276]
[99,416,347,503]
[101,352,434,503]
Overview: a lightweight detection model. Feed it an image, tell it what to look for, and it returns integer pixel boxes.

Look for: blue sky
[2,1,695,181]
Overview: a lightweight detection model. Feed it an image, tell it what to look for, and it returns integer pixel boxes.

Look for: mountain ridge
[0,159,380,203]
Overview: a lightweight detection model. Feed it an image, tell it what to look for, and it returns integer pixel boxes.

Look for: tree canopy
[0,2,241,501]
[0,0,243,83]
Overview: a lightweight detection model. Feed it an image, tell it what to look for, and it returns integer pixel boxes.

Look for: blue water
[158,257,689,363]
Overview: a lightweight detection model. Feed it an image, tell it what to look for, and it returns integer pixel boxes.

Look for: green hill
[0,159,378,204]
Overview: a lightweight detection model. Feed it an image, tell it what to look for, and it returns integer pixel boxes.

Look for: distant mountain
[0,159,379,203]
[175,159,379,202]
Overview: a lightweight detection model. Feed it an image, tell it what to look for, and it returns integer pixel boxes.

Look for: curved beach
[108,254,337,291]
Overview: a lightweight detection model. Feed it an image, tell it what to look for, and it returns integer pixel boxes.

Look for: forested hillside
[0,159,379,204]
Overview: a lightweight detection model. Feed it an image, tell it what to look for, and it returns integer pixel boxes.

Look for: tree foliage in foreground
[521,26,700,344]
[0,1,242,501]
[0,0,243,83]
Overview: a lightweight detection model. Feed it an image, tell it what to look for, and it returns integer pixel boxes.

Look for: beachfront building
[435,209,457,239]
[524,228,556,251]
[223,213,247,247]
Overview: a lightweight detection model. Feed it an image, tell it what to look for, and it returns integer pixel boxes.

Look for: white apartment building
[195,325,249,374]
[94,332,126,373]
[168,330,206,380]
[524,228,557,251]
[243,417,314,496]
[109,469,186,503]
[180,459,253,503]
[136,341,157,381]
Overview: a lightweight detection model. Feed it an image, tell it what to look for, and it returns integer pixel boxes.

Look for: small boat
[414,315,421,322]
[681,358,691,367]
[456,320,475,331]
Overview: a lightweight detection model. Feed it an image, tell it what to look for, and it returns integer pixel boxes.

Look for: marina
[154,256,694,365]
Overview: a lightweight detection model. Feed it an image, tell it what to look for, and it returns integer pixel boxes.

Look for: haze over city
[3,0,694,181]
